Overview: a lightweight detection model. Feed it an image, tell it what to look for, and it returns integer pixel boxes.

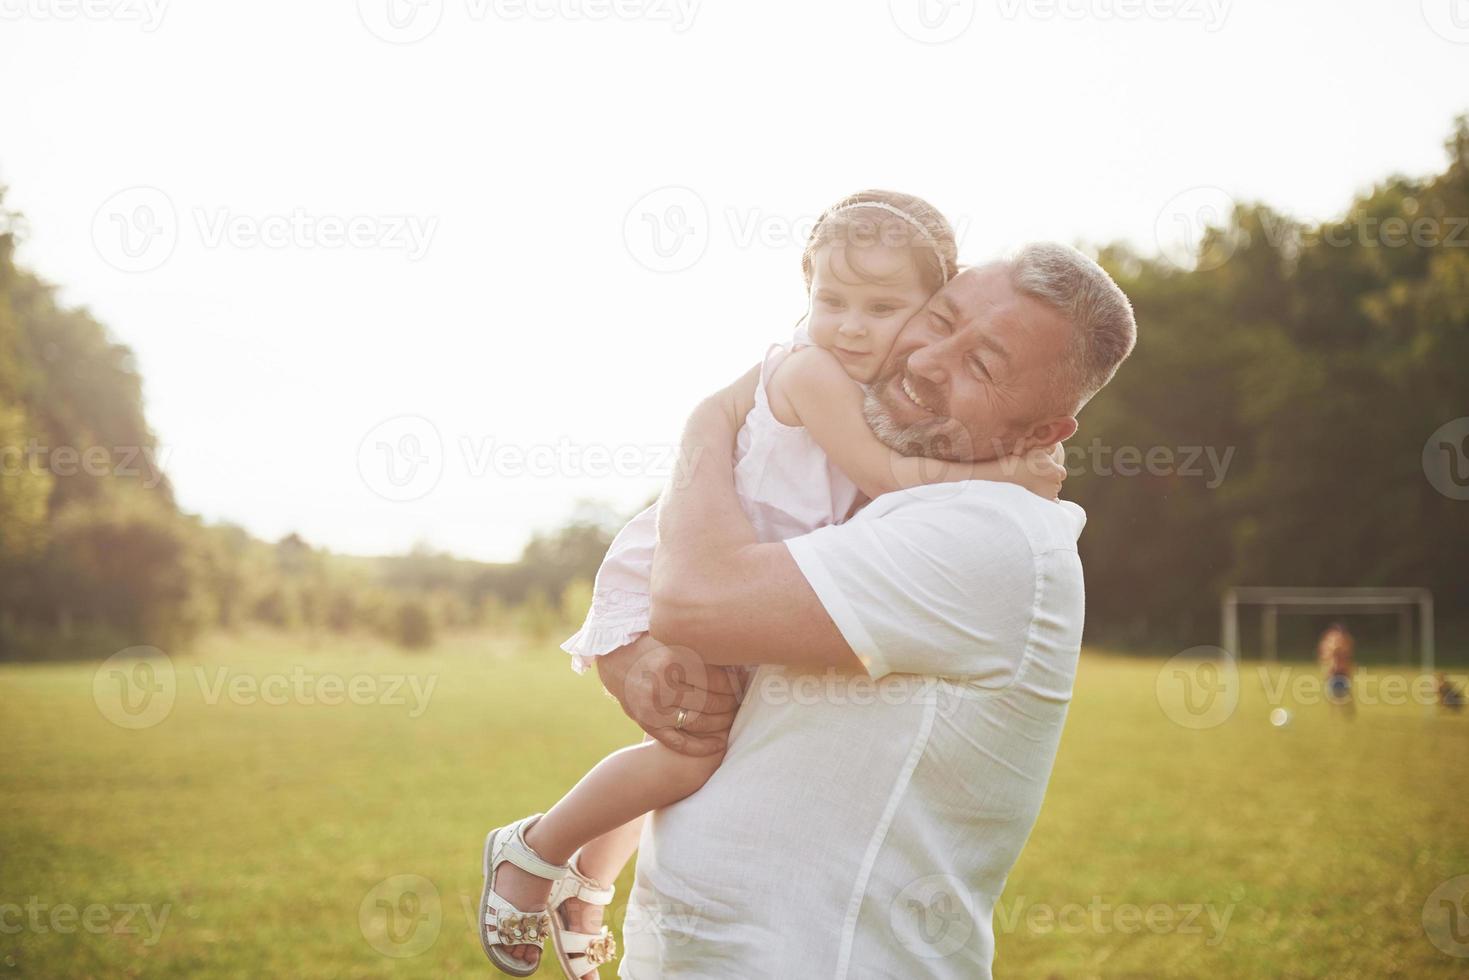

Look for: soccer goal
[1220,586,1435,672]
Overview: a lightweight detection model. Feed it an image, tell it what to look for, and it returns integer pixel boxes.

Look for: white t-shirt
[620,481,1087,979]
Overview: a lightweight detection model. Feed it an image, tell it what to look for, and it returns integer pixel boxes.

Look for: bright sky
[2,0,1465,561]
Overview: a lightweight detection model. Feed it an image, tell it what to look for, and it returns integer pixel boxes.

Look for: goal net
[1220,586,1435,672]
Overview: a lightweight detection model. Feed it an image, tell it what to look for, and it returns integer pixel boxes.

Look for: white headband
[825,201,951,282]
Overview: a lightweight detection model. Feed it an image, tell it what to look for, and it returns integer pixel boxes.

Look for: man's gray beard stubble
[861,385,968,463]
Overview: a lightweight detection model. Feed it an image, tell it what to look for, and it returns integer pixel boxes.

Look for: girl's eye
[870,304,897,314]
[822,297,845,309]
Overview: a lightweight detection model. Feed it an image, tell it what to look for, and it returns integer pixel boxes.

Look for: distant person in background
[1317,623,1355,718]
[1437,673,1465,712]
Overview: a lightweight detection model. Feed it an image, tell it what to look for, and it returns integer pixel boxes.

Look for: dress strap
[754,342,795,413]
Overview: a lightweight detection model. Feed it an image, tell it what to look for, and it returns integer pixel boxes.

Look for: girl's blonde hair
[801,190,958,294]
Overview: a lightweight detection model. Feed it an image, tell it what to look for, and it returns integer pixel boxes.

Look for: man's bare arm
[648,369,863,672]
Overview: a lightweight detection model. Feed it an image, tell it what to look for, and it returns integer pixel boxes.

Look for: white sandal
[546,851,617,978]
[479,814,569,977]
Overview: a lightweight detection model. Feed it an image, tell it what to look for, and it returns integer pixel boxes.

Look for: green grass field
[2,631,1466,978]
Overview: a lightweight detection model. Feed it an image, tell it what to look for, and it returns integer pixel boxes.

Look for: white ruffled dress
[560,342,862,672]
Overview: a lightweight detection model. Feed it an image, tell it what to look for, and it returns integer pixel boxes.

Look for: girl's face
[806,243,933,384]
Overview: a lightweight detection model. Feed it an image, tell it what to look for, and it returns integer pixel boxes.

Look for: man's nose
[906,341,948,384]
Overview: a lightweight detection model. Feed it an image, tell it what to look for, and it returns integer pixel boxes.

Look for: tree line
[1,116,1465,661]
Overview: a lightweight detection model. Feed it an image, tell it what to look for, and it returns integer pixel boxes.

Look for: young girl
[478,190,1066,978]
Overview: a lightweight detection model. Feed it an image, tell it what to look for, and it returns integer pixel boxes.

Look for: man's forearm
[653,395,758,578]
[595,642,634,702]
[646,370,862,673]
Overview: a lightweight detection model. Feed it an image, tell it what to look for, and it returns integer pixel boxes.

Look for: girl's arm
[767,346,1065,500]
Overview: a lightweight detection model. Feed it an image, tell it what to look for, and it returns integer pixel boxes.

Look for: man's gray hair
[1009,242,1137,413]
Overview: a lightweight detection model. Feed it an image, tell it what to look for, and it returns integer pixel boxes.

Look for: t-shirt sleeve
[783,493,1039,684]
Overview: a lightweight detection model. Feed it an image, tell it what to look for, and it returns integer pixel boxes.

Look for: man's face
[864,264,1077,462]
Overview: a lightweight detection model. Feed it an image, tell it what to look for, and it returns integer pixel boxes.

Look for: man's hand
[596,635,739,756]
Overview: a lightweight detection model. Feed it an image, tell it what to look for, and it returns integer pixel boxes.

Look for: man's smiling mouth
[900,373,938,414]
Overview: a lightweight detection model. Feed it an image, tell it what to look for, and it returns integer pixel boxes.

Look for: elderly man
[591,243,1136,978]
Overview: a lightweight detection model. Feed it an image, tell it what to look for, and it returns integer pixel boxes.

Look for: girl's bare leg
[492,737,722,971]
[575,812,645,885]
[549,813,646,977]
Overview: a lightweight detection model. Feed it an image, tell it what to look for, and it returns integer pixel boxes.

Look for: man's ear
[1022,415,1078,451]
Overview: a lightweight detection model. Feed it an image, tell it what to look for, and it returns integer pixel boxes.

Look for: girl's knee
[653,741,725,801]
